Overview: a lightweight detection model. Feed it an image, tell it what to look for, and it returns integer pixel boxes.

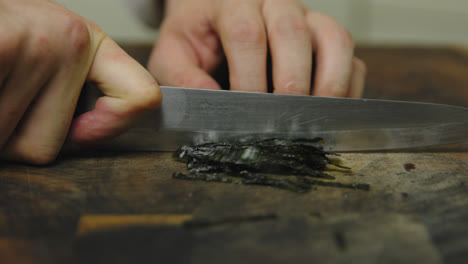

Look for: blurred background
[57,0,468,46]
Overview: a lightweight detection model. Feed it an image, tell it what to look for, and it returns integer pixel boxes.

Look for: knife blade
[83,86,468,151]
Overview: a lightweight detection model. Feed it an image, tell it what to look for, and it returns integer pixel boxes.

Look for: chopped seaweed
[173,138,370,193]
[173,172,311,193]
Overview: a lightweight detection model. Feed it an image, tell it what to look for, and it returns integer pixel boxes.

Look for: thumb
[68,36,161,144]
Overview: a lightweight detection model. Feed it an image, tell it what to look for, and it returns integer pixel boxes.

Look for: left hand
[0,0,161,164]
[148,0,366,97]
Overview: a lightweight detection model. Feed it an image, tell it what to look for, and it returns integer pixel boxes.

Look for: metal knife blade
[86,86,468,151]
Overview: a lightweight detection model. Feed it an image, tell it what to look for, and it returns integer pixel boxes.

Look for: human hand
[148,0,366,97]
[0,0,161,164]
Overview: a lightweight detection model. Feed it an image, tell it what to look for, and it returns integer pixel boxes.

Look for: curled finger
[2,20,94,164]
[263,0,312,95]
[147,3,222,90]
[214,0,268,92]
[0,31,57,151]
[306,12,355,97]
[347,57,367,98]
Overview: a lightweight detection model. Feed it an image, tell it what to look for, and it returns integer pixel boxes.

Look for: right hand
[0,0,161,164]
[149,0,366,97]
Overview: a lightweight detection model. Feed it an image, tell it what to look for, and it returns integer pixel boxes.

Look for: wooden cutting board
[0,46,467,264]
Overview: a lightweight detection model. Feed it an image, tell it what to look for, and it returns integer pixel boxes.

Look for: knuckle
[275,77,309,95]
[28,36,53,65]
[270,16,308,39]
[61,16,91,58]
[129,81,162,111]
[319,17,354,50]
[224,17,266,45]
[332,25,354,50]
[0,28,22,63]
[323,82,348,97]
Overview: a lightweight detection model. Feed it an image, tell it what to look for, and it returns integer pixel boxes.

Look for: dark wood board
[0,46,467,264]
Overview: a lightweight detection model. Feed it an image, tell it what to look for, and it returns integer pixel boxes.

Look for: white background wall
[57,0,468,46]
[57,0,159,43]
[306,0,468,45]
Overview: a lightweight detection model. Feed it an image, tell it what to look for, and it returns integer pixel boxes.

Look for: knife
[82,86,468,151]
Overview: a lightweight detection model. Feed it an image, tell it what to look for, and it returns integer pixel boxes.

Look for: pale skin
[0,0,161,164]
[0,0,365,164]
[149,0,366,97]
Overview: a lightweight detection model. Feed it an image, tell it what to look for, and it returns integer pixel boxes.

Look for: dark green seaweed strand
[239,172,369,192]
[237,171,311,193]
[300,177,370,191]
[173,172,233,183]
[300,168,336,179]
[173,172,310,193]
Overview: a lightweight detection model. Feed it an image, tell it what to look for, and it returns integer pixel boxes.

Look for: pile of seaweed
[173,138,369,193]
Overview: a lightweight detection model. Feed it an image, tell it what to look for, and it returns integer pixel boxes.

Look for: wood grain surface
[0,46,467,264]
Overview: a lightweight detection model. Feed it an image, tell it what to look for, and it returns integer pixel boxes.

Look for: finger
[3,29,161,164]
[148,3,221,90]
[215,0,268,92]
[68,36,161,145]
[0,34,56,150]
[263,0,312,95]
[0,24,22,89]
[148,30,221,90]
[306,12,355,97]
[347,57,367,98]
[2,26,94,164]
